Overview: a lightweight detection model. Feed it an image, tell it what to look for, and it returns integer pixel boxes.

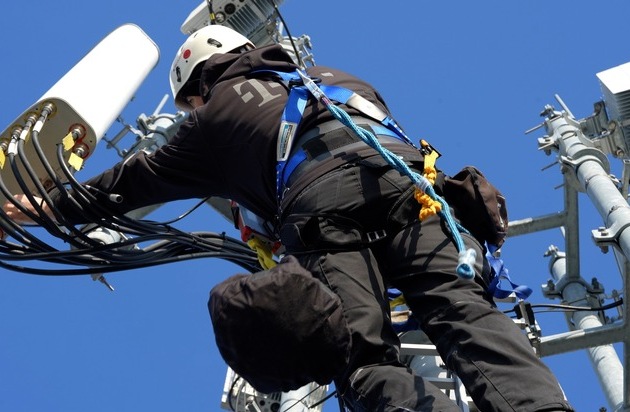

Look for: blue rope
[327,104,476,279]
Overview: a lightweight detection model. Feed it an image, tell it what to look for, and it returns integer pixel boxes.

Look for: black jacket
[54,45,413,224]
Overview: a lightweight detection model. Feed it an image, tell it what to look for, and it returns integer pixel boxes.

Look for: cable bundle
[0,104,262,277]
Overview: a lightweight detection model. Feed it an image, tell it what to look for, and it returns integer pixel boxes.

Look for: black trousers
[279,155,574,411]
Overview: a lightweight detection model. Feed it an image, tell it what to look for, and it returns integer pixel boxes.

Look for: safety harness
[257,68,477,279]
[238,68,531,324]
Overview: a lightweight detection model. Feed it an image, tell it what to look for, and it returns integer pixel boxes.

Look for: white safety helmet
[169,24,254,111]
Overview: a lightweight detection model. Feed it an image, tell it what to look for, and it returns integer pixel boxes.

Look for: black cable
[206,0,216,25]
[282,384,333,411]
[7,153,51,230]
[0,185,41,247]
[269,0,303,67]
[29,108,72,200]
[15,134,62,230]
[0,154,59,251]
[0,150,262,268]
[531,299,623,312]
[0,232,174,261]
[156,196,211,225]
[31,117,130,243]
[4,115,53,232]
[16,135,100,248]
[0,113,265,278]
[0,246,259,276]
[504,298,624,316]
[0,229,260,274]
[337,390,346,411]
[227,376,241,411]
[308,389,337,409]
[54,145,114,225]
[54,144,181,240]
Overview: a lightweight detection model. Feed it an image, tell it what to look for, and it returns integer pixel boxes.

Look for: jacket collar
[201,44,298,98]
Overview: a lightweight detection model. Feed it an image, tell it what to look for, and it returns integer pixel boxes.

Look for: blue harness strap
[254,68,483,279]
[254,69,416,200]
[281,124,401,187]
[486,246,532,300]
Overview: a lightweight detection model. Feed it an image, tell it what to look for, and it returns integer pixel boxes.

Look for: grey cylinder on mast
[547,247,624,411]
[543,111,626,411]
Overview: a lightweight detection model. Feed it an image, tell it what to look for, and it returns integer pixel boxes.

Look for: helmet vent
[207,38,222,48]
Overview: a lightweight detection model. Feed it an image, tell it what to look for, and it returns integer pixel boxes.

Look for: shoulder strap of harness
[252,68,415,200]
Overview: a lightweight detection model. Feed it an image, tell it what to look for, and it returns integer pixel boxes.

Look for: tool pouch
[434,166,508,249]
[208,255,351,394]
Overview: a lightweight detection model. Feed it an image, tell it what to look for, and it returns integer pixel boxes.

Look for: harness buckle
[419,139,441,158]
[288,78,302,88]
[288,76,321,88]
[366,229,387,243]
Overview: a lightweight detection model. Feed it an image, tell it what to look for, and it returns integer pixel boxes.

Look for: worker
[5,25,574,411]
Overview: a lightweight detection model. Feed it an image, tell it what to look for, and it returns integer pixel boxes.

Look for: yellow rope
[415,139,441,220]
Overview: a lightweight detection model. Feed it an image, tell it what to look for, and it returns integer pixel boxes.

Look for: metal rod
[563,176,580,281]
[544,248,624,410]
[508,212,567,237]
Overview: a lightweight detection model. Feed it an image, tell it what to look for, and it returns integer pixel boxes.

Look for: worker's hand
[3,194,52,224]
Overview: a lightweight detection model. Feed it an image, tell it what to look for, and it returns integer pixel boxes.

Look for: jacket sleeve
[50,115,226,224]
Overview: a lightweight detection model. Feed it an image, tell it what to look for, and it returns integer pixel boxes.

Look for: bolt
[546,280,555,291]
[72,142,90,159]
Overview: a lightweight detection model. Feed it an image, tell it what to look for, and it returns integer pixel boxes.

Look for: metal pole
[546,247,624,411]
[541,109,628,411]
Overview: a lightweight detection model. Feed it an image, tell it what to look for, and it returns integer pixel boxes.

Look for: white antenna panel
[597,62,630,123]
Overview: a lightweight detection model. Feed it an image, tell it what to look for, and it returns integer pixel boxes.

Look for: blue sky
[0,1,627,411]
